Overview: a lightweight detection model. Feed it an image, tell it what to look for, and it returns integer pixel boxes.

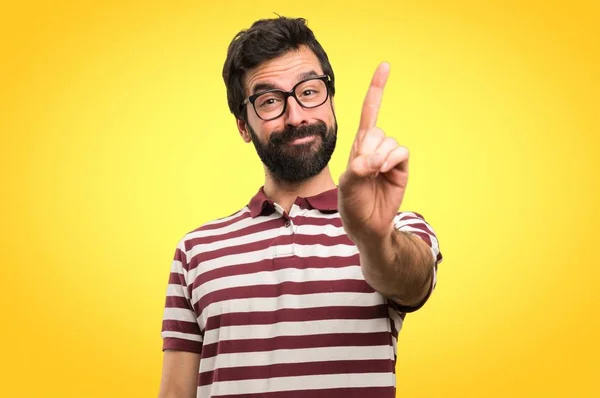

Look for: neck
[263,166,336,213]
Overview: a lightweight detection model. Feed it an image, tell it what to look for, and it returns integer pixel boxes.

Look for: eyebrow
[250,70,321,95]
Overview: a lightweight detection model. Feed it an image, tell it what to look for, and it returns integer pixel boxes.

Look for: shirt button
[285,221,291,227]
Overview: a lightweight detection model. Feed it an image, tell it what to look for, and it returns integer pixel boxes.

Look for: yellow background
[1,0,598,397]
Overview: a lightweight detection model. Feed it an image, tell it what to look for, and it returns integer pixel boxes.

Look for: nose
[283,95,309,127]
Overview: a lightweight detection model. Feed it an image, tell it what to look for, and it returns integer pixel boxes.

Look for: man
[159,16,442,398]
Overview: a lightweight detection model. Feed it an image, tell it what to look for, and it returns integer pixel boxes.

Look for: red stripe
[165,291,197,315]
[195,255,359,288]
[162,319,201,335]
[187,218,283,246]
[197,280,375,313]
[204,304,389,331]
[172,248,187,267]
[188,236,293,271]
[389,318,399,341]
[212,387,395,398]
[293,216,343,227]
[201,332,391,358]
[164,295,191,309]
[168,272,184,285]
[162,337,202,354]
[399,219,431,232]
[410,231,433,246]
[294,233,354,246]
[199,359,394,385]
[189,233,356,272]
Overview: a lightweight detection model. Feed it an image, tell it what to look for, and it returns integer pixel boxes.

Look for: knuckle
[385,137,398,147]
[369,127,385,138]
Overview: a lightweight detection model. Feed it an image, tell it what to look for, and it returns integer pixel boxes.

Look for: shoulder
[393,210,443,265]
[175,206,253,260]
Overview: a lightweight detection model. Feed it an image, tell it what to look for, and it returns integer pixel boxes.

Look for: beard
[248,118,337,183]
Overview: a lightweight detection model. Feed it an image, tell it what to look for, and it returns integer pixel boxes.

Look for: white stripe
[161,331,202,342]
[396,225,432,235]
[202,318,390,345]
[166,283,186,298]
[296,223,346,236]
[395,220,435,237]
[170,257,190,287]
[195,265,362,298]
[293,243,358,258]
[288,203,304,216]
[199,372,394,397]
[199,291,385,329]
[170,260,183,272]
[429,230,441,263]
[199,345,394,373]
[387,308,404,353]
[163,307,197,323]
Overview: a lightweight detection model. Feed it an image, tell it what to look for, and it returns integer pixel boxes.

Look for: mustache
[268,122,328,146]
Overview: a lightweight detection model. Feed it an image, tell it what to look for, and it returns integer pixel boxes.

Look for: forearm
[158,351,200,398]
[355,227,434,307]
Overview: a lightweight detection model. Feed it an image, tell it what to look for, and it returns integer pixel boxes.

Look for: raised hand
[338,63,410,244]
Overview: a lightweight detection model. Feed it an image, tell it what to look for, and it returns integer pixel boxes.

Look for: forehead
[243,45,324,95]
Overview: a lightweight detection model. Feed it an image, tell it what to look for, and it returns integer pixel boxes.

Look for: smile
[289,135,318,145]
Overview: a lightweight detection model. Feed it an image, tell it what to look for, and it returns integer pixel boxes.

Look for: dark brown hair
[222,16,336,121]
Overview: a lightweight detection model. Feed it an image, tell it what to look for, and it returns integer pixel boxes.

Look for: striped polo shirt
[162,187,442,398]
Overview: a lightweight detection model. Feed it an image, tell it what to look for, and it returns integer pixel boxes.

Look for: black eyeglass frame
[242,74,332,121]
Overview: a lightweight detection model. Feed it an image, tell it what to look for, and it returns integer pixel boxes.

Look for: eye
[258,96,281,108]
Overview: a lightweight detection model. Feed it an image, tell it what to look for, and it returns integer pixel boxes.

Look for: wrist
[348,222,396,252]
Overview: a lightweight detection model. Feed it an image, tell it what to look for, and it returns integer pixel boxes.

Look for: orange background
[1,1,598,397]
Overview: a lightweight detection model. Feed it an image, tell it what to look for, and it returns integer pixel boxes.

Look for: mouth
[288,135,318,145]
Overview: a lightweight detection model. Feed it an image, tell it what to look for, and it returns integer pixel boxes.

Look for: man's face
[239,46,337,183]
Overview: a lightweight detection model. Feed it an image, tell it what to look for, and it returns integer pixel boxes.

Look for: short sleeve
[388,211,443,313]
[161,238,203,353]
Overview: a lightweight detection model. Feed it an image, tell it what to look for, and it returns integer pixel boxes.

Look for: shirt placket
[272,203,295,258]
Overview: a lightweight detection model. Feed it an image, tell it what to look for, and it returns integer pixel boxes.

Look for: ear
[236,118,252,143]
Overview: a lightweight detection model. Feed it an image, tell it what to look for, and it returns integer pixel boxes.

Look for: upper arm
[159,239,203,397]
[158,351,201,398]
[389,211,443,313]
[393,212,443,268]
[162,240,204,352]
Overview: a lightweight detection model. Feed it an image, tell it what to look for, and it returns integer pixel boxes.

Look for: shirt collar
[248,186,339,218]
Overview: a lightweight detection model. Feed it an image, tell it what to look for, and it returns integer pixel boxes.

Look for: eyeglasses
[242,75,331,121]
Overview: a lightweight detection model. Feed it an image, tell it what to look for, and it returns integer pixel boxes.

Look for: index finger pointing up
[358,62,391,135]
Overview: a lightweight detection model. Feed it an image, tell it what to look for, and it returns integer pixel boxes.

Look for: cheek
[320,106,336,126]
[262,120,286,136]
[248,119,276,143]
